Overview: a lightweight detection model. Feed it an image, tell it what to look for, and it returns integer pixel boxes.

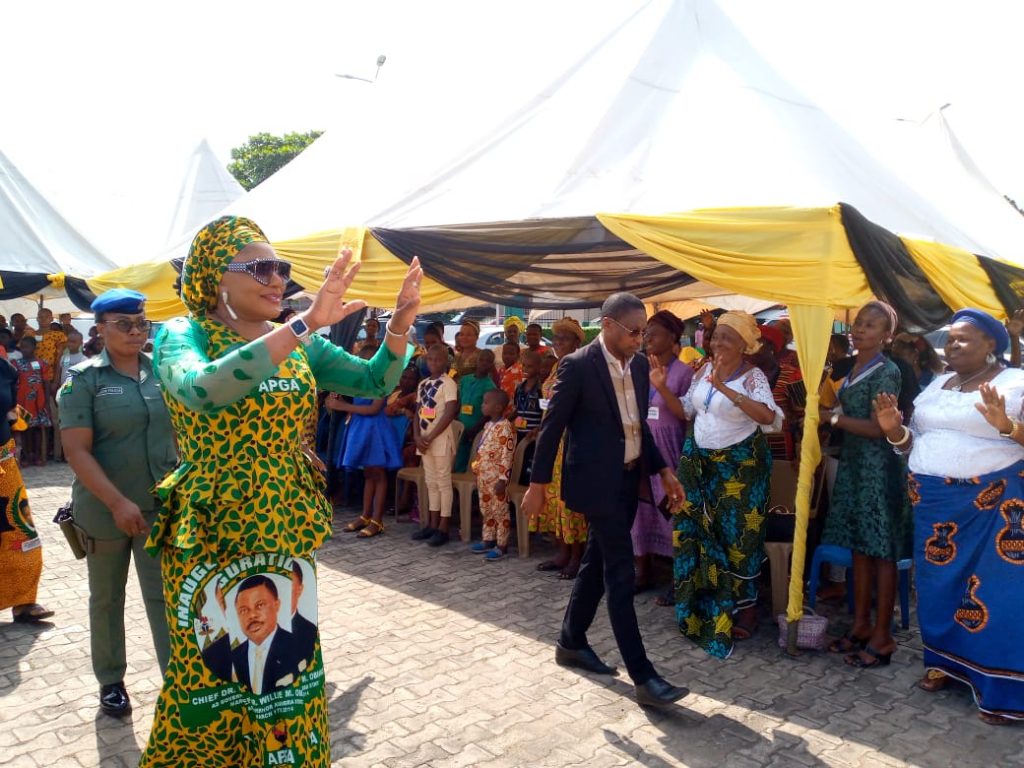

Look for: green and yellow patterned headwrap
[181,215,269,317]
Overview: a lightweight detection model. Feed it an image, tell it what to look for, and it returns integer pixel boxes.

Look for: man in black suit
[289,560,318,669]
[522,292,689,708]
[231,575,300,695]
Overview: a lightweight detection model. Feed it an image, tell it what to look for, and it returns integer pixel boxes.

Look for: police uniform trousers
[82,507,170,684]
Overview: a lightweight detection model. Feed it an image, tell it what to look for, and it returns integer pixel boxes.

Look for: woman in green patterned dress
[819,301,911,669]
[140,216,420,768]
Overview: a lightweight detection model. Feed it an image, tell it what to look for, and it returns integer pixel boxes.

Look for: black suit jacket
[291,611,318,667]
[531,340,666,518]
[231,627,300,693]
[201,632,233,682]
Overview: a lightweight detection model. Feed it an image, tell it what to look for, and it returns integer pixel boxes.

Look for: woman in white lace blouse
[876,308,1024,725]
[672,311,784,658]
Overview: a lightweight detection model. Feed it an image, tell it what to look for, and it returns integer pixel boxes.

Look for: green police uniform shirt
[58,349,178,539]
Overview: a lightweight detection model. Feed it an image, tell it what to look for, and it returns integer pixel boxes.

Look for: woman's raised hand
[873,392,903,433]
[388,257,423,335]
[649,354,667,391]
[305,248,367,329]
[975,382,1014,433]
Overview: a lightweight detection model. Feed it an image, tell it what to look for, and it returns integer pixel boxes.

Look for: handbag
[52,500,87,560]
[765,504,795,542]
[776,608,828,651]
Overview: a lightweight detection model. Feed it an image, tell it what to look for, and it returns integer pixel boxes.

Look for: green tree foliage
[227,130,323,190]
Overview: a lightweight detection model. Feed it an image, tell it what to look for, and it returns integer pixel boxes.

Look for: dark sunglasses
[225,258,292,286]
[104,318,152,334]
[606,316,646,339]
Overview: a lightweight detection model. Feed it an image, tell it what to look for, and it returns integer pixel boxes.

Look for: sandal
[732,619,757,641]
[654,590,674,607]
[344,515,372,532]
[828,631,869,654]
[357,520,384,538]
[558,562,580,580]
[536,560,565,572]
[918,670,950,693]
[845,645,894,669]
[978,711,1013,726]
[12,603,54,623]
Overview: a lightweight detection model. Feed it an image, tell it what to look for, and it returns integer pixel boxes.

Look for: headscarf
[461,319,481,336]
[647,310,685,343]
[716,311,761,354]
[759,324,785,354]
[950,308,1009,357]
[503,315,526,334]
[859,300,898,336]
[181,216,269,317]
[552,317,586,344]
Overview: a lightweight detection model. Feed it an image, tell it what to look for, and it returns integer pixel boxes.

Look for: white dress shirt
[247,627,277,695]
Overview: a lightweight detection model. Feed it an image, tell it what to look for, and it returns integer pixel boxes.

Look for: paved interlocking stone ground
[2,463,1022,767]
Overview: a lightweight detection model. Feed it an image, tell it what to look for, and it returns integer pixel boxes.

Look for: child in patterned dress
[498,343,524,405]
[411,345,459,547]
[469,389,517,560]
[511,350,544,484]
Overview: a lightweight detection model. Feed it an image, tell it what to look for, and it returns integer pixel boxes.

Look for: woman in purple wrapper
[632,310,692,601]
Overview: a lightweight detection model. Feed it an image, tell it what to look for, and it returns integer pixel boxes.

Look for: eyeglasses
[605,316,646,339]
[225,259,292,286]
[104,318,152,334]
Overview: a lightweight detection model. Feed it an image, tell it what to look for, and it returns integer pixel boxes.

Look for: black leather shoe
[99,682,132,717]
[635,675,689,708]
[411,527,436,541]
[554,642,617,675]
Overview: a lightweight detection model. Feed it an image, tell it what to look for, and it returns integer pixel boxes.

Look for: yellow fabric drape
[86,261,185,321]
[87,228,468,321]
[598,207,874,309]
[902,238,1006,319]
[784,305,835,625]
[274,227,465,308]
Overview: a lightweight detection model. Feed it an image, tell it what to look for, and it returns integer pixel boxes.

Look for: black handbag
[765,504,795,543]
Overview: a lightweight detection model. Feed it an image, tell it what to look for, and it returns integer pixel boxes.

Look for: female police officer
[59,289,177,717]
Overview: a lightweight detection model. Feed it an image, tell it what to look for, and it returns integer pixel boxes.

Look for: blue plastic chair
[807,544,912,629]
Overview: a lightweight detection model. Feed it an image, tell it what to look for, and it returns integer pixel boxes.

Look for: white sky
[2,0,1022,264]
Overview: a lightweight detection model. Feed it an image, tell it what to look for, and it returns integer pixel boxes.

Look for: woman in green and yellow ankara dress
[140,216,422,767]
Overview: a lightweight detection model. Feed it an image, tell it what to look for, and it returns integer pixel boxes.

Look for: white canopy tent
[217,0,1023,264]
[164,139,246,247]
[0,148,117,317]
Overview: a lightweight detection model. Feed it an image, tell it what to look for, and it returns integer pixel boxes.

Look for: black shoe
[99,682,132,717]
[635,675,689,708]
[427,530,450,547]
[554,642,617,675]
[411,527,436,541]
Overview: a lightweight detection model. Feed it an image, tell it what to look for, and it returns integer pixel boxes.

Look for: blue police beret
[90,288,147,315]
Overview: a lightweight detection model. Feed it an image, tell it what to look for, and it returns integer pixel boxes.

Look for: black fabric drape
[0,272,52,301]
[372,216,696,309]
[64,276,97,312]
[839,204,951,331]
[976,256,1024,317]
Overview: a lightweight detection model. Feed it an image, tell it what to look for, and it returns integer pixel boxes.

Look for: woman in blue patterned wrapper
[876,308,1024,725]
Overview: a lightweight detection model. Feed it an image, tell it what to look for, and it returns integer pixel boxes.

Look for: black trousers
[559,466,656,684]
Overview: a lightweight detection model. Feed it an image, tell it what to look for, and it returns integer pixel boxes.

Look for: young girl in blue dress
[329,348,404,538]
